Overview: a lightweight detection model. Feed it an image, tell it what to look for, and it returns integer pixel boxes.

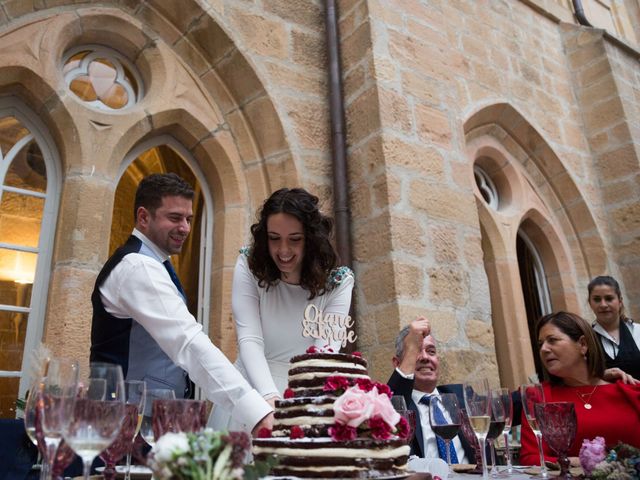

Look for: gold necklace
[576,385,598,410]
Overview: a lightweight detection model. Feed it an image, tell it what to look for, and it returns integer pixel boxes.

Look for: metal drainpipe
[325,0,356,351]
[572,0,593,27]
[325,0,352,269]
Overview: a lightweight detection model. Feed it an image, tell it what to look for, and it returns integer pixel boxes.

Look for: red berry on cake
[256,427,272,438]
[289,426,305,439]
[284,388,295,399]
[306,346,318,353]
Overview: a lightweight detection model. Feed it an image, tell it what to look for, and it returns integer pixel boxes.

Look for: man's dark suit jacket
[387,370,476,461]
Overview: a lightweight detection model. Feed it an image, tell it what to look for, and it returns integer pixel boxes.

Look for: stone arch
[465,102,604,386]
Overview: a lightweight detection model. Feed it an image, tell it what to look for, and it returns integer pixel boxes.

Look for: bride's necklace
[576,384,598,409]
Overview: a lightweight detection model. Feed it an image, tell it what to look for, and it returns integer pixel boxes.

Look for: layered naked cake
[253,348,411,478]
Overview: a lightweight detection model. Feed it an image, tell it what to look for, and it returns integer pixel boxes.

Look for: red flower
[396,416,410,439]
[354,378,375,392]
[256,428,272,438]
[284,388,295,399]
[324,375,351,393]
[375,383,392,398]
[306,346,318,353]
[352,351,362,357]
[329,422,357,441]
[369,415,393,440]
[323,345,334,353]
[289,426,305,439]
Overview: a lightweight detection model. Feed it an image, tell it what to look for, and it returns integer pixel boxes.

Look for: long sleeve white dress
[208,251,354,430]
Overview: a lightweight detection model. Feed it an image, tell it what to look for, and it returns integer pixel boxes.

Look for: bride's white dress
[208,253,354,431]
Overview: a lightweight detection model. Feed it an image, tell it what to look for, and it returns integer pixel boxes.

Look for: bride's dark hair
[248,188,338,299]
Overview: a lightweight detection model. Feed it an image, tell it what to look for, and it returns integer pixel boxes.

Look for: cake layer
[289,352,368,369]
[273,397,335,437]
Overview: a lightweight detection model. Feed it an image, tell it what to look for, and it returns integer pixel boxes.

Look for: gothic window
[0,101,59,417]
[63,46,143,110]
[474,165,499,210]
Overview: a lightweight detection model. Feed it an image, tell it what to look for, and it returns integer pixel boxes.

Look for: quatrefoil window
[63,46,142,110]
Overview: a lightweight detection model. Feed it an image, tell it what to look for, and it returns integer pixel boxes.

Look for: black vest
[90,235,191,398]
[598,321,640,379]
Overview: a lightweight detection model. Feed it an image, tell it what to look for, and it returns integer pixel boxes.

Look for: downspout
[325,0,356,350]
[325,0,352,269]
[572,0,593,27]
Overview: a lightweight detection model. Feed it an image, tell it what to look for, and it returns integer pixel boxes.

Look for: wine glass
[493,388,513,475]
[139,389,175,450]
[459,409,484,473]
[520,383,547,479]
[63,363,126,480]
[487,395,506,477]
[152,399,207,439]
[391,395,408,411]
[428,393,462,472]
[39,358,80,480]
[122,381,146,480]
[535,402,577,479]
[98,403,138,480]
[390,395,416,444]
[463,379,491,480]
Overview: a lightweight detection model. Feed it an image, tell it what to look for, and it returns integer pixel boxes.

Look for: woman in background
[588,275,640,380]
[209,188,354,430]
[519,311,640,466]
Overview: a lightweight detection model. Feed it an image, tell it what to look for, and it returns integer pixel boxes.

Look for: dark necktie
[421,394,459,463]
[163,259,187,303]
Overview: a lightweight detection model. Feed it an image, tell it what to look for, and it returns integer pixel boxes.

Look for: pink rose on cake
[368,387,401,428]
[333,386,374,427]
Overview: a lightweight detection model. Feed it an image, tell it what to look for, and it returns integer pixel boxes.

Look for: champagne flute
[64,363,126,480]
[494,388,513,475]
[139,389,175,450]
[428,393,462,473]
[487,395,506,477]
[520,383,547,479]
[464,379,491,480]
[39,358,80,480]
[122,381,146,480]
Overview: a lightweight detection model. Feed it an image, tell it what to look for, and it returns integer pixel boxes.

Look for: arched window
[0,99,60,417]
[517,230,552,379]
[115,136,213,336]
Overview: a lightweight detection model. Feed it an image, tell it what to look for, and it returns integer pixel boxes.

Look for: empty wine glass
[428,393,462,473]
[487,395,506,477]
[39,358,79,480]
[535,402,577,480]
[390,395,408,411]
[464,379,491,480]
[63,363,126,480]
[98,403,138,480]
[139,389,175,450]
[520,383,547,479]
[493,388,513,475]
[122,380,146,480]
[390,395,415,444]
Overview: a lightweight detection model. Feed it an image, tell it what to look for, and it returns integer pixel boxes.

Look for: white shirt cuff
[230,388,273,431]
[395,367,415,379]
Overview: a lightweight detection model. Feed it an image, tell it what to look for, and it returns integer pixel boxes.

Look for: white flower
[153,431,190,463]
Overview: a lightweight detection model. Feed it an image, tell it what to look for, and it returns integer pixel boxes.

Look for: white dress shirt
[99,229,272,431]
[412,388,469,463]
[592,319,640,359]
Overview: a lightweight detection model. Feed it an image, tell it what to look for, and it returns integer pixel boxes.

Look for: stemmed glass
[428,393,462,473]
[39,358,80,480]
[98,402,139,480]
[486,395,506,477]
[152,399,207,438]
[535,402,577,480]
[463,379,491,480]
[63,363,126,480]
[122,381,146,480]
[521,383,548,479]
[139,389,176,450]
[391,396,416,445]
[493,388,514,475]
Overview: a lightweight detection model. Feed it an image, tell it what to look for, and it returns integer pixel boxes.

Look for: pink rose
[368,387,401,428]
[579,437,606,475]
[333,386,374,427]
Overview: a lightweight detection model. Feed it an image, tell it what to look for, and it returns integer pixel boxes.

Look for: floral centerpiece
[579,437,640,479]
[149,428,276,480]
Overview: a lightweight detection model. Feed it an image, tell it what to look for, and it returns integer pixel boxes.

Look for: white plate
[95,465,152,479]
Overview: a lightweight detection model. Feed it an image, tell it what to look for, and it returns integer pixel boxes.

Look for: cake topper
[302,304,357,347]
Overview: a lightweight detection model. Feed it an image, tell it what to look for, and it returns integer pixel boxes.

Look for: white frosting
[274,416,335,426]
[289,371,369,381]
[291,359,367,370]
[253,443,410,459]
[277,402,333,412]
